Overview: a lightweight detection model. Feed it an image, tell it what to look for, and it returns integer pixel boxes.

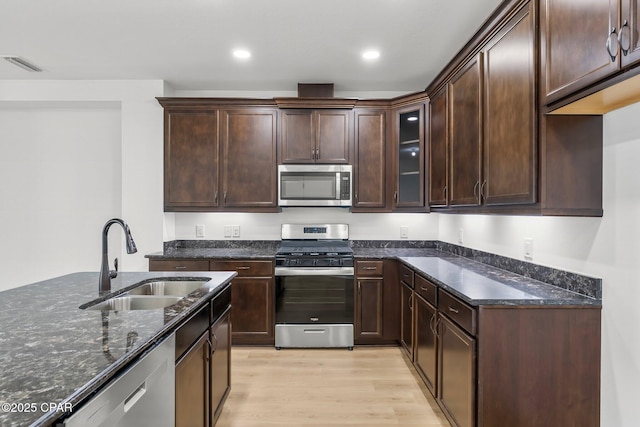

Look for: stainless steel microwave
[278,165,352,207]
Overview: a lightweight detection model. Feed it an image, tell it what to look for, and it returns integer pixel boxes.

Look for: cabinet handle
[223,192,227,204]
[211,333,218,354]
[214,191,218,204]
[473,180,480,199]
[420,286,430,292]
[358,281,361,295]
[606,26,619,62]
[363,266,377,270]
[316,147,320,160]
[236,266,251,270]
[480,180,487,202]
[442,185,447,201]
[206,337,212,362]
[394,191,399,204]
[408,294,413,310]
[355,192,358,203]
[429,313,436,335]
[619,20,630,55]
[311,148,316,160]
[448,306,459,314]
[174,266,187,270]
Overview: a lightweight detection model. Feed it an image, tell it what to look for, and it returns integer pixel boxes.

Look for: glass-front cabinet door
[394,100,426,210]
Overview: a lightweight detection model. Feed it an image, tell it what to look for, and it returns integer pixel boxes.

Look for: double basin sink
[83,280,208,311]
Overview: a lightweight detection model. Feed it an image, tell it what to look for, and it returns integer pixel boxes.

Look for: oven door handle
[275,267,355,277]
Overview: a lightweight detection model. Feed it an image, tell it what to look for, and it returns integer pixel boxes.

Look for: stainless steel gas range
[274,224,354,350]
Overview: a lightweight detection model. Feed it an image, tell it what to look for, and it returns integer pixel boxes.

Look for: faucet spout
[99,218,138,294]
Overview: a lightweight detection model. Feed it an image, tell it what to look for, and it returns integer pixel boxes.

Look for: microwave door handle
[336,172,341,200]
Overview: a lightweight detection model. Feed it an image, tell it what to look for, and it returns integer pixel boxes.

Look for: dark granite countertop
[0,271,235,427]
[398,256,600,307]
[146,240,601,308]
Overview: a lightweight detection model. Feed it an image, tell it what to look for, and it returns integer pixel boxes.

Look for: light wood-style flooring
[216,347,449,427]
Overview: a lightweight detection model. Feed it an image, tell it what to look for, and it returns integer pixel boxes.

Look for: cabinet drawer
[175,304,209,361]
[149,259,210,272]
[356,260,384,277]
[415,274,437,306]
[212,260,273,277]
[438,289,476,336]
[211,284,232,323]
[399,264,415,287]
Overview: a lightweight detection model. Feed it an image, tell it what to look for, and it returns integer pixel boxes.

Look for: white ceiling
[0,0,503,93]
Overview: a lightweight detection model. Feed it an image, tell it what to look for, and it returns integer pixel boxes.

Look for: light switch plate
[458,228,464,244]
[400,226,409,239]
[232,225,240,238]
[195,225,205,238]
[524,238,534,260]
[223,225,232,238]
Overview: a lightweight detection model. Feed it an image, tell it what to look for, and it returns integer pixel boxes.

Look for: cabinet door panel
[438,316,476,427]
[355,279,383,340]
[230,277,274,344]
[449,56,482,206]
[316,110,351,164]
[484,3,536,205]
[400,282,414,359]
[221,109,278,208]
[210,309,231,424]
[395,103,425,208]
[280,110,315,163]
[354,109,387,209]
[541,0,619,103]
[165,111,218,209]
[175,332,209,427]
[429,88,448,206]
[621,0,640,67]
[414,295,437,396]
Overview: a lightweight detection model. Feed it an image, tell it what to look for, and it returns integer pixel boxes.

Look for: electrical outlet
[458,228,464,244]
[524,238,534,260]
[195,225,205,238]
[232,225,240,238]
[400,226,409,239]
[223,225,232,238]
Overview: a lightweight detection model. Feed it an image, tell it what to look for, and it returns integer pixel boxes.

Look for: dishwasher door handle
[123,382,147,413]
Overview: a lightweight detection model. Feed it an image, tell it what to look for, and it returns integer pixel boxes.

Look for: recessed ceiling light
[407,116,418,122]
[362,50,380,60]
[233,49,251,59]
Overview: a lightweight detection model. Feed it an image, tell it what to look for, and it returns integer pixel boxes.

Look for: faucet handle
[110,257,119,279]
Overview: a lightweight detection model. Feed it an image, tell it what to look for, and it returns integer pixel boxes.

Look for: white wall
[0,80,166,290]
[172,210,439,241]
[0,104,121,288]
[438,102,640,427]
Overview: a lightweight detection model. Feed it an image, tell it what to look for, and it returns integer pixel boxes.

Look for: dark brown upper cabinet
[352,107,390,211]
[220,109,278,210]
[392,95,428,211]
[428,87,448,207]
[449,55,483,207]
[164,109,219,210]
[541,0,640,105]
[159,98,279,212]
[430,1,537,210]
[279,109,351,164]
[482,1,536,206]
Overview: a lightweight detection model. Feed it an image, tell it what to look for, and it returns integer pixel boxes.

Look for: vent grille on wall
[2,56,43,72]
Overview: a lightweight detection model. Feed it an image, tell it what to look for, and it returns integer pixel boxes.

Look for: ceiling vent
[2,56,43,72]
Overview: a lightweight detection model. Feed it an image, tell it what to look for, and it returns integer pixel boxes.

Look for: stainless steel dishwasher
[60,334,175,427]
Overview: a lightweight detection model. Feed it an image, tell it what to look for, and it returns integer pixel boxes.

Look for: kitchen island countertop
[0,271,235,427]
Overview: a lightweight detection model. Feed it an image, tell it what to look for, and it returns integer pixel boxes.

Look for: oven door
[275,269,354,325]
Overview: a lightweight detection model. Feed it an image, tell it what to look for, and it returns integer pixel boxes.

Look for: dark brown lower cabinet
[355,278,383,341]
[210,307,231,425]
[438,314,476,427]
[175,285,232,427]
[414,294,438,395]
[175,332,209,427]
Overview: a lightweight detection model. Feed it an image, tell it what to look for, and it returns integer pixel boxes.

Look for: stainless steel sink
[126,280,206,297]
[85,295,183,311]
